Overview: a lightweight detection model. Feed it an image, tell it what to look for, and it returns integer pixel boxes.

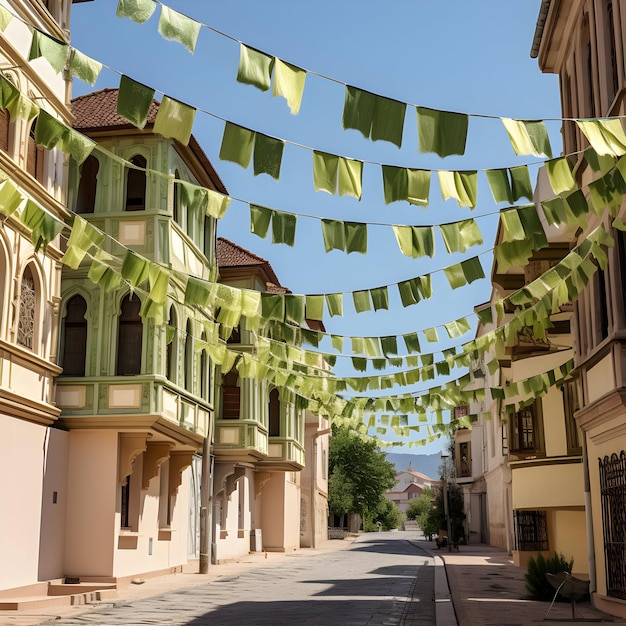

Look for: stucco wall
[260,472,302,552]
[485,465,510,550]
[260,473,285,550]
[38,427,69,581]
[64,430,118,576]
[0,416,46,590]
[283,476,301,551]
[215,469,256,562]
[512,463,584,509]
[550,509,588,576]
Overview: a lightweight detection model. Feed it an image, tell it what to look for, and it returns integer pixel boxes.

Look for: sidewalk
[428,541,623,625]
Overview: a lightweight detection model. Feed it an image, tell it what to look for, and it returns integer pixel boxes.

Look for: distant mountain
[383,452,441,480]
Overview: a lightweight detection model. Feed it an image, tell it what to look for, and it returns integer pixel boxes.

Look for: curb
[433,554,458,626]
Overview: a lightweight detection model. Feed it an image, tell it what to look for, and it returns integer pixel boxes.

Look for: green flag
[237,44,274,91]
[117,75,154,129]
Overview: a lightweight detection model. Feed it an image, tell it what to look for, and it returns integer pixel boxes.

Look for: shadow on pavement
[184,598,416,626]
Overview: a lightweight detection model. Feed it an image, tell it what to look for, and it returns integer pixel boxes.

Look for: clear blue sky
[69,1,562,455]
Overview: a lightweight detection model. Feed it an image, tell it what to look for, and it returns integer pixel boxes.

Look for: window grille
[599,451,626,599]
[17,267,36,350]
[513,510,548,551]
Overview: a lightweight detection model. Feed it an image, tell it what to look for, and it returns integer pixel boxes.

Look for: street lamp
[441,452,453,552]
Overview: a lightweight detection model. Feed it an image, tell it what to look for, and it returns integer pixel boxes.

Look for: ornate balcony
[213,418,268,462]
[55,376,210,442]
[257,436,305,471]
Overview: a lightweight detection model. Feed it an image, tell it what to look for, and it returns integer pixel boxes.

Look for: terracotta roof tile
[71,88,160,130]
[71,88,228,195]
[216,237,268,268]
[265,281,289,295]
[216,237,285,290]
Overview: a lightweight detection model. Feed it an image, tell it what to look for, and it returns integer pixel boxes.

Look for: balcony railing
[55,375,210,437]
[214,418,268,457]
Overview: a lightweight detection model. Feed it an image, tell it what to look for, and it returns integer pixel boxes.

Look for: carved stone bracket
[169,450,195,496]
[225,466,245,498]
[118,433,148,486]
[213,463,246,498]
[142,441,172,489]
[255,471,271,499]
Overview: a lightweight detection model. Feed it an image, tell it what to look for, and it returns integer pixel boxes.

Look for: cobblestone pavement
[32,533,436,626]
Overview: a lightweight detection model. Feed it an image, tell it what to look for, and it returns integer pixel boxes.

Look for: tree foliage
[328,426,396,527]
[366,498,404,531]
[328,464,354,518]
[405,486,439,537]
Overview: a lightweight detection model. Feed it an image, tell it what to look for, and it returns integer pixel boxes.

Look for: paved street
[34,533,435,626]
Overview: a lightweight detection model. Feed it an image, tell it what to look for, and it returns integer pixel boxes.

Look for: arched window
[125,155,146,211]
[0,108,9,154]
[117,294,142,375]
[17,265,37,350]
[222,370,239,419]
[268,388,280,437]
[61,294,87,376]
[27,121,44,184]
[173,169,181,225]
[200,331,209,401]
[166,306,177,383]
[76,155,99,214]
[184,319,193,392]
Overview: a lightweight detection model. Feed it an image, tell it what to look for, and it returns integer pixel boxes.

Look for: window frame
[508,400,545,456]
[125,154,147,211]
[268,387,281,437]
[116,293,143,376]
[27,119,45,185]
[75,154,99,214]
[16,264,40,352]
[60,293,88,376]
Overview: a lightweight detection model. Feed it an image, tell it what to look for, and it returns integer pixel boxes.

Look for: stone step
[47,582,117,596]
[0,587,117,611]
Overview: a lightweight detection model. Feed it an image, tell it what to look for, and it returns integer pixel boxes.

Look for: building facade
[533,0,626,616]
[384,466,434,516]
[0,0,73,596]
[54,87,225,582]
[456,165,587,570]
[214,237,329,560]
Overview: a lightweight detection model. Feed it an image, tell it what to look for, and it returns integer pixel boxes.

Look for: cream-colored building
[0,0,74,598]
[214,238,330,560]
[533,0,626,616]
[456,165,588,571]
[384,466,434,516]
[55,86,223,583]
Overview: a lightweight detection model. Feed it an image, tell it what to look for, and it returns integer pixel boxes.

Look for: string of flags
[1,1,622,444]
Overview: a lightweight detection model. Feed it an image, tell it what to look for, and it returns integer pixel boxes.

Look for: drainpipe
[582,434,596,593]
[199,410,215,574]
[310,427,331,548]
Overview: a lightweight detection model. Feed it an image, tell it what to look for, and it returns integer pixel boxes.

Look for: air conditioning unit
[250,529,263,552]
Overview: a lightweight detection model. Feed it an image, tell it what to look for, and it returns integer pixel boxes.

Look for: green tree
[406,486,434,521]
[328,464,354,527]
[328,426,396,530]
[367,498,404,531]
[405,486,440,537]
